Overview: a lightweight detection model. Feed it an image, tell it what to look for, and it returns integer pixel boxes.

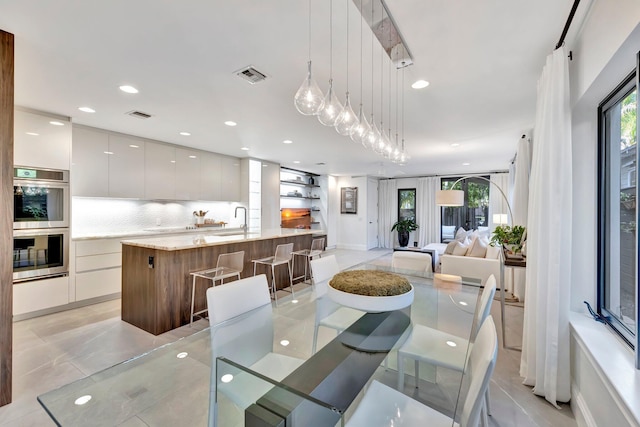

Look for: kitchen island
[121,228,322,335]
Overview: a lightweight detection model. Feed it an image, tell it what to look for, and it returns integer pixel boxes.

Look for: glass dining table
[37,261,483,426]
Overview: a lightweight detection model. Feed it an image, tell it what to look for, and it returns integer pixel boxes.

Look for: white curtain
[512,135,532,300]
[520,46,572,405]
[378,179,398,249]
[416,177,440,247]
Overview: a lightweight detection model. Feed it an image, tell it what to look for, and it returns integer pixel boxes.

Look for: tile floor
[0,248,576,426]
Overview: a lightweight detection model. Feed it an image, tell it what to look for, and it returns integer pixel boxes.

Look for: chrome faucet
[234,206,247,231]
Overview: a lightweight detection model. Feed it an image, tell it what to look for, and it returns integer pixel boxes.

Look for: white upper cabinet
[145,142,176,200]
[72,127,109,197]
[220,155,241,201]
[175,148,201,200]
[15,109,71,170]
[108,135,145,199]
[200,152,222,201]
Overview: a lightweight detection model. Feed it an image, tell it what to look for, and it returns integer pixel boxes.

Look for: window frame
[597,62,639,363]
[397,188,416,223]
[440,176,490,242]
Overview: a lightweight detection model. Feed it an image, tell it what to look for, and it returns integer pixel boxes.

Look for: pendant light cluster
[293,0,410,164]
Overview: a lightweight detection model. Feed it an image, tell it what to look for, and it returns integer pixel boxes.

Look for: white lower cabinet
[13,276,69,316]
[74,238,122,301]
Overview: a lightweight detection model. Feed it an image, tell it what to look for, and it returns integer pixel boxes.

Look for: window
[598,70,638,348]
[398,189,416,222]
[441,177,489,242]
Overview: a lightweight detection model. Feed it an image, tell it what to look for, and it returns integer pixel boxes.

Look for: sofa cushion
[454,227,467,242]
[485,244,501,259]
[444,240,457,254]
[452,240,470,256]
[467,236,488,258]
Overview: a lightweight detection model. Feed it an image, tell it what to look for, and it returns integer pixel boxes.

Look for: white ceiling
[0,0,575,177]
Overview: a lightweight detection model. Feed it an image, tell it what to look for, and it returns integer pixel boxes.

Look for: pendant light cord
[345,0,349,93]
[359,0,363,105]
[307,0,311,61]
[370,2,375,120]
[329,0,333,81]
[401,61,405,151]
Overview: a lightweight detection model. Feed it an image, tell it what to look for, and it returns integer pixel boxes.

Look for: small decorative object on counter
[193,210,208,225]
[309,176,315,185]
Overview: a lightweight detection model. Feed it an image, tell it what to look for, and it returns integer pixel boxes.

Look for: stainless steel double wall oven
[13,166,70,282]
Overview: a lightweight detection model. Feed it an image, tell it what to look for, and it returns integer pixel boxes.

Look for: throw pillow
[485,244,501,259]
[444,240,457,254]
[477,226,490,239]
[454,227,467,242]
[467,236,488,258]
[452,240,470,256]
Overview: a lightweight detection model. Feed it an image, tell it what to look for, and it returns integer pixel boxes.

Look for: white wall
[568,0,640,424]
[335,176,368,250]
[325,175,338,248]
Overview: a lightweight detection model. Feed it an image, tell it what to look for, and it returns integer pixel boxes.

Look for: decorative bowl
[327,282,414,313]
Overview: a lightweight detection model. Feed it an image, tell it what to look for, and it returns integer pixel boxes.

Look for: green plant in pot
[490,225,526,253]
[391,219,419,247]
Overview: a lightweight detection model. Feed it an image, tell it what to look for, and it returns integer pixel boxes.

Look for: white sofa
[440,254,501,288]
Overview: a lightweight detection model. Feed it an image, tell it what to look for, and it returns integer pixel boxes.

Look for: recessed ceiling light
[78,107,96,113]
[262,164,268,167]
[119,85,139,94]
[49,121,64,126]
[450,143,460,147]
[129,144,139,148]
[241,147,250,151]
[411,80,430,89]
[292,299,299,304]
[188,155,197,159]
[459,301,468,306]
[283,140,293,144]
[221,374,234,383]
[293,160,301,164]
[462,162,471,166]
[176,352,188,359]
[280,340,290,346]
[25,132,39,136]
[179,132,191,136]
[74,395,92,405]
[170,160,176,163]
[446,340,457,347]
[104,151,114,155]
[224,121,237,127]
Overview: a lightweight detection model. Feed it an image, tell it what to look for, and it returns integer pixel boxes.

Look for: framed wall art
[340,187,358,214]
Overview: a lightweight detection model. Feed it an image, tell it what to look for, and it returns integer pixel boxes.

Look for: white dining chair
[345,316,498,427]
[391,251,433,273]
[207,274,304,427]
[397,274,497,417]
[309,255,363,354]
[251,243,294,305]
[188,250,245,326]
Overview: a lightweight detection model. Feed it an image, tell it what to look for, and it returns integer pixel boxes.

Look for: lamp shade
[435,190,464,206]
[492,213,508,225]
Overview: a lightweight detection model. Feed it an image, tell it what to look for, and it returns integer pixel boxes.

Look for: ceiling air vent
[126,110,152,119]
[235,65,268,84]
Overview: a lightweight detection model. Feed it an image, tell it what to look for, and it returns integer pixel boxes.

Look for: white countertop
[120,228,324,251]
[73,225,233,240]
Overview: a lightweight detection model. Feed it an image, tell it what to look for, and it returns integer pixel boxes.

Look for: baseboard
[571,381,597,427]
[13,293,121,321]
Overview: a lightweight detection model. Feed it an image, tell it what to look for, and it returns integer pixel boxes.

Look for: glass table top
[38,260,483,426]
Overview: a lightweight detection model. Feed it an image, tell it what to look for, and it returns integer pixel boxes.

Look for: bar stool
[189,250,244,326]
[292,237,325,284]
[251,243,294,305]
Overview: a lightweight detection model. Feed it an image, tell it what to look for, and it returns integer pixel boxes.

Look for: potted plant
[391,219,419,247]
[490,225,526,254]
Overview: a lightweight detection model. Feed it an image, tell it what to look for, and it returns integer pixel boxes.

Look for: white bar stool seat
[251,243,294,305]
[292,237,325,284]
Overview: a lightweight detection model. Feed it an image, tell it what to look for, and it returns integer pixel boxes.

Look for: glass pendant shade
[335,92,358,135]
[294,61,325,115]
[318,80,343,126]
[374,124,388,154]
[350,105,370,144]
[364,119,380,150]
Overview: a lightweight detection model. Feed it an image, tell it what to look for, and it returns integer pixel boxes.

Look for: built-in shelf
[280,195,320,200]
[280,179,320,188]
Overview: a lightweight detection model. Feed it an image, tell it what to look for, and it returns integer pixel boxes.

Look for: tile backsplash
[72,198,246,237]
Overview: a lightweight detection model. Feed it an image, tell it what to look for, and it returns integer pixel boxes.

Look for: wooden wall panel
[0,29,14,407]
